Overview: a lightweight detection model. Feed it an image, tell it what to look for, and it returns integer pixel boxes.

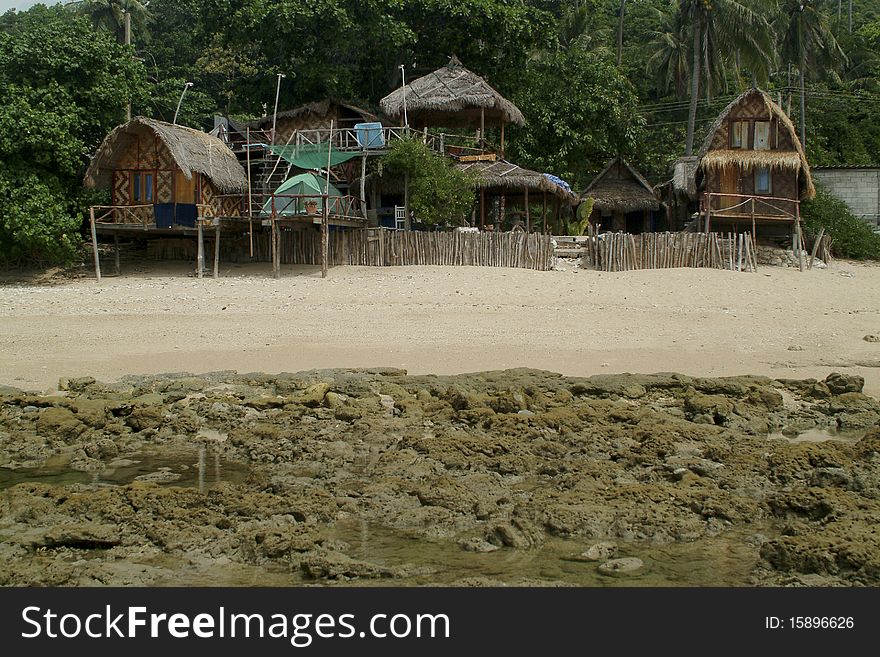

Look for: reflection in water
[0,448,248,491]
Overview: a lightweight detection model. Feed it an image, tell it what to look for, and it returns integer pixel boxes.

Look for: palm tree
[679,0,776,155]
[778,0,846,147]
[647,2,691,98]
[617,0,627,66]
[66,0,150,44]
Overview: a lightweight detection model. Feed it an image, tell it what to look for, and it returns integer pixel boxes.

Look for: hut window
[754,121,771,150]
[755,167,772,194]
[730,121,746,149]
[132,173,141,202]
[145,173,154,202]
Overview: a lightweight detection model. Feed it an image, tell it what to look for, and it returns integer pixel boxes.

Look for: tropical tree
[778,0,847,147]
[679,0,776,155]
[647,1,691,98]
[66,0,150,43]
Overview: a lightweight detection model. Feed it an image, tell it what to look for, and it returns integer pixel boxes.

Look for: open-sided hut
[455,159,576,232]
[581,157,661,233]
[380,56,524,152]
[84,117,248,227]
[695,88,814,240]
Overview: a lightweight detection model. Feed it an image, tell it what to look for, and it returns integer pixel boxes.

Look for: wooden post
[500,194,506,232]
[213,224,220,278]
[751,197,756,243]
[524,188,530,233]
[480,108,485,146]
[114,233,120,275]
[554,198,561,233]
[480,188,486,231]
[322,120,334,278]
[404,171,411,231]
[196,220,204,279]
[89,207,101,281]
[500,122,505,157]
[796,203,804,272]
[246,126,253,257]
[360,153,368,220]
[542,192,547,234]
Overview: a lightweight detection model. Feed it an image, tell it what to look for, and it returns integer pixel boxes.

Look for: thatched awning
[84,117,248,194]
[701,149,803,173]
[247,99,377,129]
[455,159,576,203]
[380,56,525,129]
[581,157,659,213]
[697,88,815,199]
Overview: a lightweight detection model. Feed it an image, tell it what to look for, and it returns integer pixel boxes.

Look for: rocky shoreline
[1,368,878,586]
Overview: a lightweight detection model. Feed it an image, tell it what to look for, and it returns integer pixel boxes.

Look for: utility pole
[173,82,194,125]
[124,10,132,121]
[271,73,286,145]
[399,64,408,130]
[616,0,627,67]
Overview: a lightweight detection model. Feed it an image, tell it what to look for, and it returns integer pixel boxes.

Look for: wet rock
[299,552,397,580]
[35,407,85,441]
[580,542,618,562]
[810,467,861,491]
[126,405,165,431]
[458,538,500,553]
[824,373,864,395]
[863,335,880,343]
[18,523,121,550]
[598,557,644,577]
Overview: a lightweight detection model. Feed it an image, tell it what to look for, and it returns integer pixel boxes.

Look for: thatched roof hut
[454,159,576,203]
[247,99,377,130]
[84,117,248,194]
[380,56,525,129]
[581,157,659,213]
[697,87,815,199]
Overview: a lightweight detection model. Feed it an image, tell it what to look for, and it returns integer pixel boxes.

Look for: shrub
[801,187,880,260]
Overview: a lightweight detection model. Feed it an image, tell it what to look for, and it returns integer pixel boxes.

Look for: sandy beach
[1,260,879,393]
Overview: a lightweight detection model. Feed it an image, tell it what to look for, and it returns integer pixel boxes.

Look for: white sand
[1,260,879,395]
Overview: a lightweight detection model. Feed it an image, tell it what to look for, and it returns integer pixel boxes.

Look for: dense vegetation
[1,0,879,263]
[802,187,880,259]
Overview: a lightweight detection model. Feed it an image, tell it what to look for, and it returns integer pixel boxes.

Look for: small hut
[247,99,378,145]
[580,157,661,233]
[380,56,524,152]
[695,87,814,240]
[84,117,248,227]
[454,159,576,232]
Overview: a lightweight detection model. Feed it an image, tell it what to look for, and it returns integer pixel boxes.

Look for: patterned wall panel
[157,170,173,203]
[113,170,130,205]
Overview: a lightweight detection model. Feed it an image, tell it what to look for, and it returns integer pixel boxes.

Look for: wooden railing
[90,204,154,227]
[258,193,365,220]
[703,193,799,220]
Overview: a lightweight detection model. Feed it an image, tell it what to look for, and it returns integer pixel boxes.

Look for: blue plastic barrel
[354,122,385,149]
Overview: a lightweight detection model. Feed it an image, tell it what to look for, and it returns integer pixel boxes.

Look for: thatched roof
[581,157,659,213]
[671,156,699,196]
[355,159,576,203]
[697,87,815,198]
[454,159,576,203]
[84,117,248,194]
[247,99,377,128]
[380,56,525,129]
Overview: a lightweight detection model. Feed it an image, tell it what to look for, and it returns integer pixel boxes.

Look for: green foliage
[0,5,147,264]
[801,187,880,260]
[567,197,594,236]
[382,138,476,226]
[508,49,645,188]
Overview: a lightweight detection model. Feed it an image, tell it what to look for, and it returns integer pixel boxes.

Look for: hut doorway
[719,167,738,209]
[175,171,196,204]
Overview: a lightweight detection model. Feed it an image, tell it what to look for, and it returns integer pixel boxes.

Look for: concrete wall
[812,168,880,227]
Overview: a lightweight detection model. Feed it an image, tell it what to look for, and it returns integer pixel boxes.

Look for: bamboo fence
[574,228,760,272]
[189,228,554,270]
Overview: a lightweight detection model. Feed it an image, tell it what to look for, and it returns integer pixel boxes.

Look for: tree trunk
[685,12,702,156]
[849,0,853,33]
[617,0,627,67]
[800,48,807,148]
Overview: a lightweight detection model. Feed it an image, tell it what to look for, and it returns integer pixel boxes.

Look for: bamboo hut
[84,116,248,227]
[380,56,524,153]
[246,98,378,146]
[581,157,661,233]
[454,159,577,233]
[695,88,814,241]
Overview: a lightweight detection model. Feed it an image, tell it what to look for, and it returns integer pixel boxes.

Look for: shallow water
[0,447,249,492]
[768,427,865,444]
[328,520,762,587]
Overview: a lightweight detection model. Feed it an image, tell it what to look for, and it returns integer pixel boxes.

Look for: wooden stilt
[89,207,101,281]
[213,224,220,278]
[114,233,120,275]
[542,192,547,234]
[480,188,486,230]
[246,126,253,257]
[360,154,368,220]
[196,220,204,279]
[500,122,505,157]
[524,188,530,233]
